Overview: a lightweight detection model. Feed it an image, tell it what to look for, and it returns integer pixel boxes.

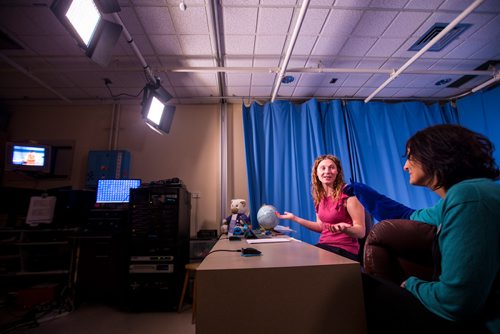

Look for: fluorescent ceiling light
[66,0,101,46]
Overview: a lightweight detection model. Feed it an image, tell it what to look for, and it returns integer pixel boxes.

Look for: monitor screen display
[96,179,141,204]
[11,145,47,167]
[5,142,52,173]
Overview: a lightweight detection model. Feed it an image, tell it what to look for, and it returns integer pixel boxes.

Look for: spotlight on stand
[51,0,122,67]
[141,81,176,135]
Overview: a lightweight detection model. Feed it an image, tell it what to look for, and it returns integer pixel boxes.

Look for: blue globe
[257,204,279,230]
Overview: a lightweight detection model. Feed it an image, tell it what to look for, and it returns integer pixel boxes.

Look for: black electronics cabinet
[125,185,191,311]
[74,208,130,306]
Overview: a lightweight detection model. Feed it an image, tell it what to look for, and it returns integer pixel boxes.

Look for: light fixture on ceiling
[141,79,176,135]
[471,72,500,93]
[281,75,295,84]
[51,0,122,67]
[435,78,452,86]
[179,1,187,11]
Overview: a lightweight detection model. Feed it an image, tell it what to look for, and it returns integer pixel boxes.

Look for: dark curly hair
[405,124,499,191]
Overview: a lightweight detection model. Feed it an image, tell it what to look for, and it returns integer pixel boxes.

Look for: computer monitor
[5,142,52,173]
[96,179,141,204]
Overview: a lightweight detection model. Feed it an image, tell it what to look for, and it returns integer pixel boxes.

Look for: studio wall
[2,102,249,236]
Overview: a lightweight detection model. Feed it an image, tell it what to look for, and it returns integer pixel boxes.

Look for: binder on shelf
[26,196,57,226]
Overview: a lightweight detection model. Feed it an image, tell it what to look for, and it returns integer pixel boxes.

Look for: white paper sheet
[246,238,292,244]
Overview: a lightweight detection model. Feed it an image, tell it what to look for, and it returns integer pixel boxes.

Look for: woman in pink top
[276,154,365,261]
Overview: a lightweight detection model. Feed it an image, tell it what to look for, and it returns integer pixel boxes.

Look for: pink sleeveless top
[316,193,359,255]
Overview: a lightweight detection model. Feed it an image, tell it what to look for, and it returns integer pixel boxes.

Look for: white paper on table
[273,225,296,233]
[246,238,292,244]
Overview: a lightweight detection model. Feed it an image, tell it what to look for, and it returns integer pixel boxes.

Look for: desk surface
[199,237,355,270]
[196,237,367,334]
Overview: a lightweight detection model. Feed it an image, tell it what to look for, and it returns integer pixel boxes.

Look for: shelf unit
[0,228,78,304]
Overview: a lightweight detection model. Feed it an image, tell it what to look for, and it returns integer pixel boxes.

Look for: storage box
[190,239,216,260]
[16,283,59,309]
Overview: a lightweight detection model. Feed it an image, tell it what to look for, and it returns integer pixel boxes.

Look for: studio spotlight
[51,0,122,67]
[141,81,176,135]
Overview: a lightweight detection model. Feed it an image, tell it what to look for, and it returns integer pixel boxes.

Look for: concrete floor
[3,303,196,334]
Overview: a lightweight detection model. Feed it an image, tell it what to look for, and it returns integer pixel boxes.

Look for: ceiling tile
[445,39,490,59]
[312,36,348,56]
[0,0,497,103]
[334,0,369,7]
[227,86,251,97]
[439,0,500,12]
[188,73,219,86]
[251,72,276,85]
[366,37,407,57]
[293,35,318,55]
[170,5,210,34]
[149,35,183,55]
[136,6,175,34]
[223,7,258,35]
[257,7,294,34]
[342,73,372,86]
[321,9,364,37]
[226,73,252,86]
[117,7,145,35]
[469,40,500,60]
[297,73,327,86]
[352,10,398,37]
[335,86,359,96]
[383,11,431,38]
[314,87,335,97]
[369,0,408,9]
[18,35,83,56]
[250,86,272,97]
[179,35,213,55]
[224,35,256,55]
[339,37,378,57]
[405,0,445,10]
[299,8,330,35]
[255,36,287,55]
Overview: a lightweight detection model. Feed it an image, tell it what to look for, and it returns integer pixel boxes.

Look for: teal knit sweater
[407,178,500,333]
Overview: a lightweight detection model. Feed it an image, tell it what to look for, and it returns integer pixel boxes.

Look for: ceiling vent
[447,60,500,88]
[409,23,471,52]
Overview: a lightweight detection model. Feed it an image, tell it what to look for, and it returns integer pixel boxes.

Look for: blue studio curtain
[243,99,330,243]
[344,101,458,210]
[242,91,499,245]
[456,85,500,165]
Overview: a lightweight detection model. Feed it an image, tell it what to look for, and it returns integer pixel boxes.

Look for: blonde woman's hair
[311,154,345,208]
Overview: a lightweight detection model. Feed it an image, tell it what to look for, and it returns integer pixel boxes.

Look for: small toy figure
[222,199,251,235]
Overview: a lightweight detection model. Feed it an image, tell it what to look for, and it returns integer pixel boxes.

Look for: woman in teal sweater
[347,124,499,333]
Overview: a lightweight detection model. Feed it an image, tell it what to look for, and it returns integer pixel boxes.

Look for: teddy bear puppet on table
[221,199,251,235]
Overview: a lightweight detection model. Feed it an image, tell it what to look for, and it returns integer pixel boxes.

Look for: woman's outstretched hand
[275,211,295,221]
[326,222,351,233]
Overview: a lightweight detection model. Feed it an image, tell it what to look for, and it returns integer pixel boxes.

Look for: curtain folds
[243,90,497,245]
[456,85,500,165]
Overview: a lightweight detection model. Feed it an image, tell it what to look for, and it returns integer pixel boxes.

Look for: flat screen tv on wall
[4,142,52,174]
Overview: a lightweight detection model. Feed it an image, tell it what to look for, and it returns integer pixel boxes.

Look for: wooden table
[196,237,366,334]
